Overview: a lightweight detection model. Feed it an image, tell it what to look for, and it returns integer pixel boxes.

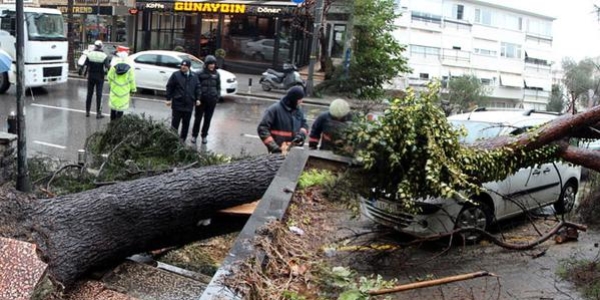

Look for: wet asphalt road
[0,78,328,162]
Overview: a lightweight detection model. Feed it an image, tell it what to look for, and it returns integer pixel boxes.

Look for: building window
[475,8,493,26]
[452,46,461,50]
[481,78,492,85]
[454,4,464,20]
[501,42,521,59]
[473,48,497,57]
[411,11,442,24]
[410,45,440,57]
[527,19,552,37]
[419,73,429,80]
[503,15,522,31]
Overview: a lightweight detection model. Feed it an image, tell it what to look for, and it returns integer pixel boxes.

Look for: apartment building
[394,0,554,110]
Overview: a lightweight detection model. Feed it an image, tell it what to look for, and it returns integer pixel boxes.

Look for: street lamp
[96,0,100,40]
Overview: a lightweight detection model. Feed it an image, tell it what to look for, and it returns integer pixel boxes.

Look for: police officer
[257,86,308,153]
[107,48,136,121]
[84,40,110,118]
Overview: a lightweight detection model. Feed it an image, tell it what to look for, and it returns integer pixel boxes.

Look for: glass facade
[134,1,311,72]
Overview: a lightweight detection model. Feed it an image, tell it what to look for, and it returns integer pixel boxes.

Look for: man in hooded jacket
[107,49,136,121]
[191,55,221,144]
[257,86,308,153]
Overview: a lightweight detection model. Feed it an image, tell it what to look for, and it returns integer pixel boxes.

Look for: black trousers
[110,110,124,121]
[192,99,217,138]
[86,77,104,113]
[171,110,192,141]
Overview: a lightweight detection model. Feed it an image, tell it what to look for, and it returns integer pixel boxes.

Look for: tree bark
[30,155,284,288]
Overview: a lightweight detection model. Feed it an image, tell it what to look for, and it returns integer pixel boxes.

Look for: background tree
[547,84,566,113]
[445,75,490,113]
[562,58,597,112]
[315,0,409,99]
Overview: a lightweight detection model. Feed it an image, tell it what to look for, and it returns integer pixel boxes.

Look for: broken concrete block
[0,237,47,300]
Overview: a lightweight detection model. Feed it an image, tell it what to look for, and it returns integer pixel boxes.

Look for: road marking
[33,140,66,149]
[243,134,259,139]
[31,103,110,116]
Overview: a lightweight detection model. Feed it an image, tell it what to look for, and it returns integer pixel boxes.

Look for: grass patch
[557,256,600,299]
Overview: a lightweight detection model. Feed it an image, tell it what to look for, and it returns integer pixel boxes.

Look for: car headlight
[227,78,236,83]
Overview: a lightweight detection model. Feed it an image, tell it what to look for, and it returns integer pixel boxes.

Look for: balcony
[443,19,472,32]
[440,49,470,67]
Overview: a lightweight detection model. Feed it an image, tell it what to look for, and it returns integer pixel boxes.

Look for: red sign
[128,8,138,15]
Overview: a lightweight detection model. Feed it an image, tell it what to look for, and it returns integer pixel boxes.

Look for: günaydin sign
[174,2,246,13]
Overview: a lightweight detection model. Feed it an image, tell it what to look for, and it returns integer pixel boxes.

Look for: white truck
[0,5,68,93]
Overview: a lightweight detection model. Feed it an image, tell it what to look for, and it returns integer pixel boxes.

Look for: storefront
[134,0,311,73]
[41,4,131,53]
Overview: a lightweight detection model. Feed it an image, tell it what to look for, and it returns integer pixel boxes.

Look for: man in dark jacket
[191,55,221,145]
[166,59,201,143]
[309,99,352,151]
[257,86,308,153]
[84,40,110,118]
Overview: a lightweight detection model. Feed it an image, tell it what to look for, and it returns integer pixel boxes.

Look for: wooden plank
[218,200,260,215]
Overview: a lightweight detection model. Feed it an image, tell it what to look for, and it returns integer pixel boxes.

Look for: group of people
[83,40,136,121]
[166,55,220,145]
[85,40,350,151]
[257,86,352,154]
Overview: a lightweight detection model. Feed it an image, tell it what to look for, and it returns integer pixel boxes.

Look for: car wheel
[454,201,492,243]
[554,181,577,214]
[0,72,9,94]
[253,53,265,61]
[261,83,272,91]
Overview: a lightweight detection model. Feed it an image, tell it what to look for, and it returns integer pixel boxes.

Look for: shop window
[134,54,159,66]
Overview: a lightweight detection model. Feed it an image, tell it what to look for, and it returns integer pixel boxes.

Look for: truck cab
[0,6,68,93]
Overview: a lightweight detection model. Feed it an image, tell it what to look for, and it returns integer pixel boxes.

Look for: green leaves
[347,82,562,209]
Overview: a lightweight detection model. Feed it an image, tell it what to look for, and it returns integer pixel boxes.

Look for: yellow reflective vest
[107,60,136,111]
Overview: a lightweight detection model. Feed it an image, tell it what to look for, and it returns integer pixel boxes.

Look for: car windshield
[450,120,504,144]
[178,54,203,69]
[26,12,66,41]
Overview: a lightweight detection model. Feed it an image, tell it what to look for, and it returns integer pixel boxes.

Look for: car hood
[217,69,235,80]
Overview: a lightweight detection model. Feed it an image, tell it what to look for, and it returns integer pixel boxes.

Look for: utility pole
[96,0,101,40]
[67,0,74,70]
[305,0,324,97]
[16,0,30,191]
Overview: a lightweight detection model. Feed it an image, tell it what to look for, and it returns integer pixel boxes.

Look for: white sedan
[115,50,237,98]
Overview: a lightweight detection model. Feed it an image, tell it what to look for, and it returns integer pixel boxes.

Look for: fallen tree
[30,154,284,288]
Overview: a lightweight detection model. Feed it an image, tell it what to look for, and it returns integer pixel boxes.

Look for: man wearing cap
[309,98,353,151]
[257,86,308,153]
[84,40,110,118]
[166,59,201,143]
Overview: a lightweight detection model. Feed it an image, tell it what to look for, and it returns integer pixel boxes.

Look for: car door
[132,54,161,90]
[157,55,181,92]
[502,123,562,216]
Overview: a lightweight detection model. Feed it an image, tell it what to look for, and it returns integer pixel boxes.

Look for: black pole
[67,0,74,70]
[16,0,30,191]
[305,0,324,96]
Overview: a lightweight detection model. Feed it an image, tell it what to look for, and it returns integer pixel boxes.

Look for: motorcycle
[259,63,305,92]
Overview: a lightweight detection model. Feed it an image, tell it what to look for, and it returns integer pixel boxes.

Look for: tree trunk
[30,155,284,288]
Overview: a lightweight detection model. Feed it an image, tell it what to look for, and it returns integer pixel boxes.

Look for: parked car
[243,39,290,61]
[361,108,581,241]
[119,50,237,98]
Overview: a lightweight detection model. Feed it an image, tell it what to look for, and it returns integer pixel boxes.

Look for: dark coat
[84,49,110,81]
[166,71,201,112]
[309,112,352,150]
[198,68,221,102]
[257,99,308,147]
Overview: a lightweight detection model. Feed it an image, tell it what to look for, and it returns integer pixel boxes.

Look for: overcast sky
[485,0,600,61]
